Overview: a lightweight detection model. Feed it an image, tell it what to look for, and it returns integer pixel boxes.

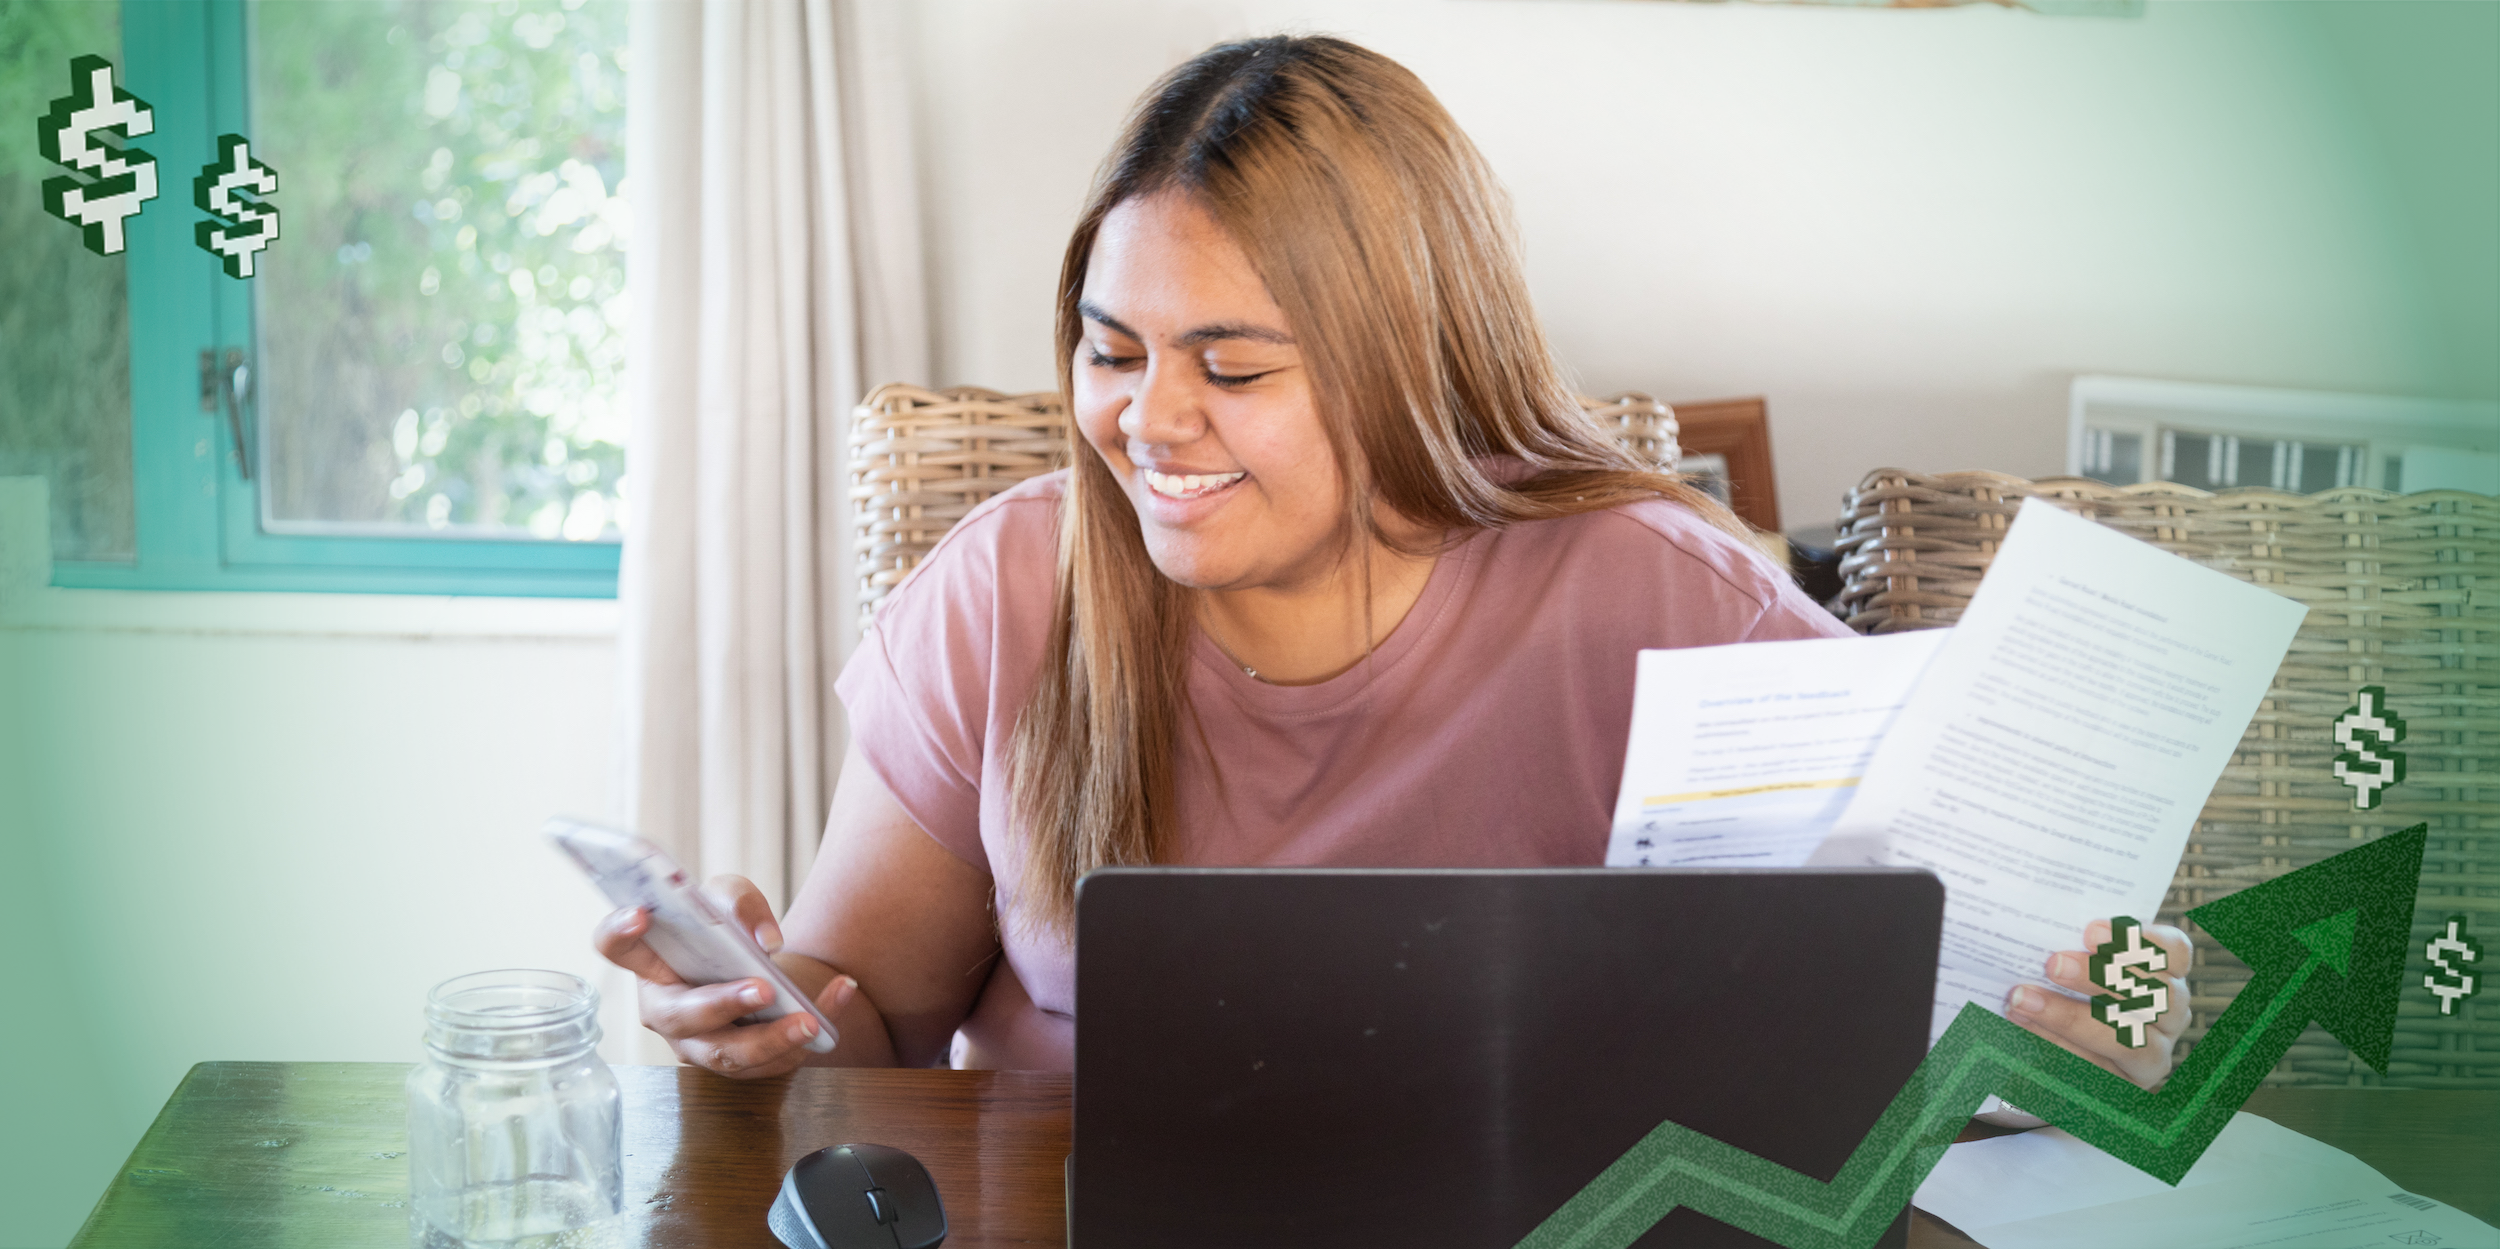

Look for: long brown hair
[1006,35,1749,931]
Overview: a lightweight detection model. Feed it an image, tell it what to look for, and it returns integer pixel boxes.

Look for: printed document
[1605,631,1950,867]
[1809,498,2309,1044]
[1913,1111,2499,1249]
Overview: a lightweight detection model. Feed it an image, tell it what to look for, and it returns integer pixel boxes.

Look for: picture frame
[1673,396,1781,533]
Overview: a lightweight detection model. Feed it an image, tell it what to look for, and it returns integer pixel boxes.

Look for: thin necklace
[1199,557,1429,685]
[1203,628,1265,682]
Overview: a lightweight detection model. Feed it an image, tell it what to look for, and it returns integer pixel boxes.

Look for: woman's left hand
[2008,919,2194,1092]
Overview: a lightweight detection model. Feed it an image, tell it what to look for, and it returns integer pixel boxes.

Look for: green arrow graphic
[1517,824,2427,1249]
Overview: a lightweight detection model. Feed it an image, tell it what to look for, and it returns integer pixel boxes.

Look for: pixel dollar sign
[36,54,158,256]
[2088,916,2170,1049]
[2425,915,2481,1016]
[194,134,279,278]
[2331,685,2406,810]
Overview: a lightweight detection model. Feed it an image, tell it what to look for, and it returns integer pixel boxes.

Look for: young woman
[598,36,2191,1091]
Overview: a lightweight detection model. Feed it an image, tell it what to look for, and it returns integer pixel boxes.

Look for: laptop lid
[1072,867,1943,1249]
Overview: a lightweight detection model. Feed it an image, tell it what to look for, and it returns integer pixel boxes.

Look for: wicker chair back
[848,384,1680,623]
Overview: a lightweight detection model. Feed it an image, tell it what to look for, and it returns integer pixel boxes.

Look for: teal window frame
[49,0,620,598]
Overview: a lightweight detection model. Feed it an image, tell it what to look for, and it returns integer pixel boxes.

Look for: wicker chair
[848,384,1684,624]
[1834,468,2500,1089]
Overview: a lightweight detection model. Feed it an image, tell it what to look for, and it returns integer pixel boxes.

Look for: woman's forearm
[773,950,901,1067]
[774,738,1002,1069]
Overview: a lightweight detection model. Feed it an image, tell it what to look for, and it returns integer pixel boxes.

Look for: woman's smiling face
[1074,191,1352,594]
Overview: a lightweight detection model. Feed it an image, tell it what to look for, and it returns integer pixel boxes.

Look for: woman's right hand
[592,874,859,1079]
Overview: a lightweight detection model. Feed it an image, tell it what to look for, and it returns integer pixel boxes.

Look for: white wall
[0,576,638,1248]
[902,0,2494,532]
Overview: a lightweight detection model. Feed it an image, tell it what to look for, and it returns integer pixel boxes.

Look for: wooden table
[68,1063,2496,1248]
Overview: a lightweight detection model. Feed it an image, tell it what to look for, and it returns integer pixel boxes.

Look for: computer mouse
[766,1142,948,1249]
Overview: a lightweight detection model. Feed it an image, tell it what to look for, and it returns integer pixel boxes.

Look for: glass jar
[407,969,624,1248]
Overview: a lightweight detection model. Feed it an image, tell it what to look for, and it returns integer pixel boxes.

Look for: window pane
[2163,431,2217,487]
[2079,428,2141,486]
[2229,436,2272,489]
[251,0,626,540]
[2293,441,2360,493]
[0,0,133,562]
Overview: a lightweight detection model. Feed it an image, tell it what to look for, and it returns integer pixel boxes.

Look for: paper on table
[1913,1111,2390,1228]
[1912,1112,2499,1249]
[1604,631,1950,867]
[1809,498,2308,1047]
[1977,1168,2500,1249]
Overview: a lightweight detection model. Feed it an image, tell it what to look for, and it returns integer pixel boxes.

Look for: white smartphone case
[545,817,839,1054]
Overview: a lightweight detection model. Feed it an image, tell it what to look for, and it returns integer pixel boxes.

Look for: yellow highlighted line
[1644,776,1861,807]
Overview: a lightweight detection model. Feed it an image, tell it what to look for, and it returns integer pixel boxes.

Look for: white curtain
[611,0,928,1059]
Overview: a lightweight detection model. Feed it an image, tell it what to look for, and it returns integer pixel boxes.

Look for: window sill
[0,584,619,642]
[0,480,619,641]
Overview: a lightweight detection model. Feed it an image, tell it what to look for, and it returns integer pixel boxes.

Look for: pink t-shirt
[833,468,1852,1070]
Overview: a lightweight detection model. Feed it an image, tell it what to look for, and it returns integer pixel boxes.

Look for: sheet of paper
[1809,497,2309,1045]
[1912,1111,2389,1228]
[1913,1112,2498,1249]
[1604,630,1950,867]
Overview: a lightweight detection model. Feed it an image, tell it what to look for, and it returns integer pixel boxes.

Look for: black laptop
[1071,867,1943,1249]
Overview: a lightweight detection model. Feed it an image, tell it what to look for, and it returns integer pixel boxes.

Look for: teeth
[1146,469,1245,498]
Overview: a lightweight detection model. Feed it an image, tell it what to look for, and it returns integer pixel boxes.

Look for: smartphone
[544,816,839,1054]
